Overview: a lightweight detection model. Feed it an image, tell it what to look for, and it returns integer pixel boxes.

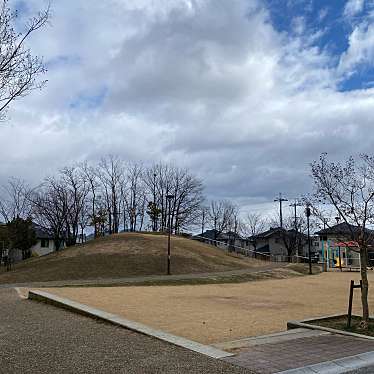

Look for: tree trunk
[360,246,370,328]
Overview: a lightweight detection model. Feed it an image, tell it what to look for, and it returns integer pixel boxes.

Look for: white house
[30,224,62,256]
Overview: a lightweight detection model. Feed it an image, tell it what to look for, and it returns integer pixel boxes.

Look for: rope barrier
[193,235,310,263]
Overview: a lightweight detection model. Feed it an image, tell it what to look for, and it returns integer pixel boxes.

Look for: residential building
[247,227,318,262]
[30,224,65,257]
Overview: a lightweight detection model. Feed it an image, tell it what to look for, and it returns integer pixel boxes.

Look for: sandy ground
[41,271,374,345]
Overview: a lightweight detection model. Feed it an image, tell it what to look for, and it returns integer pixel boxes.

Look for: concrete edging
[287,314,374,341]
[28,290,233,359]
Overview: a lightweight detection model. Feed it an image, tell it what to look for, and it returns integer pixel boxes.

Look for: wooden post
[347,280,363,328]
[347,280,354,328]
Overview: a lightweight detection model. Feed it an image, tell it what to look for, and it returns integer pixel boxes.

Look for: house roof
[198,229,242,241]
[315,222,374,237]
[248,227,308,241]
[32,224,54,240]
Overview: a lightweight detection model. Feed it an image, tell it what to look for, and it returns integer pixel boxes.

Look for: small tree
[7,217,36,259]
[311,153,374,328]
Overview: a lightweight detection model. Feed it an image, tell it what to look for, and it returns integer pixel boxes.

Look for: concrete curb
[277,351,374,373]
[28,290,233,359]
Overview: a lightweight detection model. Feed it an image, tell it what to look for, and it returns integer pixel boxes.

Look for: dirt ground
[42,271,374,345]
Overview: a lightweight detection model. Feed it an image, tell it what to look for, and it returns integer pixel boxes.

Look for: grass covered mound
[0,232,270,284]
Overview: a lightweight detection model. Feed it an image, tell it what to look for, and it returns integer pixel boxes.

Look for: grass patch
[286,263,321,275]
[309,315,374,337]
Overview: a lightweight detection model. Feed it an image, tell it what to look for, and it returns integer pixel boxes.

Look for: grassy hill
[0,233,269,284]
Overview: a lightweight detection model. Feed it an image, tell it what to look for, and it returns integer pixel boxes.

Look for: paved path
[346,366,374,373]
[0,264,285,288]
[0,288,254,374]
[224,333,374,373]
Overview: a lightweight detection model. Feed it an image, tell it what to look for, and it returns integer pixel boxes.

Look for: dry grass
[0,233,265,284]
[43,271,374,345]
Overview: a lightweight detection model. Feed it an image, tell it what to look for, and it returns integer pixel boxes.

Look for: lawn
[41,271,374,345]
[309,315,374,337]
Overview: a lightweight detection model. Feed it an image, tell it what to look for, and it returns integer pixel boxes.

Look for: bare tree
[0,1,50,120]
[311,153,374,328]
[30,179,67,250]
[208,200,235,242]
[123,162,144,232]
[98,155,124,234]
[143,163,204,234]
[80,161,100,237]
[170,167,204,233]
[199,205,209,235]
[59,166,89,246]
[30,166,88,248]
[143,167,159,231]
[242,212,267,252]
[0,177,32,222]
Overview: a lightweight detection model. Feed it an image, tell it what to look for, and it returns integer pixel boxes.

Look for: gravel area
[0,288,253,374]
[43,271,374,344]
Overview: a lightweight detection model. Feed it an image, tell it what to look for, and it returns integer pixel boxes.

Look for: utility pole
[274,193,288,228]
[289,199,303,230]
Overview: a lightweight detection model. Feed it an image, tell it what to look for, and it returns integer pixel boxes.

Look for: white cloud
[1,0,374,210]
[338,23,374,76]
[343,0,365,18]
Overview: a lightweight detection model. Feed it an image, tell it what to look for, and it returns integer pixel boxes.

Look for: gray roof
[315,222,374,237]
[249,227,308,241]
[32,224,54,240]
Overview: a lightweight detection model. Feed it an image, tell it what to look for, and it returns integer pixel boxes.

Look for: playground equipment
[320,239,361,271]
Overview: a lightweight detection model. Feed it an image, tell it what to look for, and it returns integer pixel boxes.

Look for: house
[196,229,244,251]
[196,227,319,262]
[30,224,64,257]
[246,227,319,262]
[315,223,374,268]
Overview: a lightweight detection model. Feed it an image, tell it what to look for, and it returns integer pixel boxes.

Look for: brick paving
[224,334,374,373]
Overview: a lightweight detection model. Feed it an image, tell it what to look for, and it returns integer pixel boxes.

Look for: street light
[305,204,312,275]
[289,199,303,258]
[153,173,157,232]
[166,194,175,275]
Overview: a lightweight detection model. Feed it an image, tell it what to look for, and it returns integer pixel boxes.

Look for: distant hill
[0,232,267,284]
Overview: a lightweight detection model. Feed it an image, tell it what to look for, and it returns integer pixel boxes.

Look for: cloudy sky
[1,0,374,215]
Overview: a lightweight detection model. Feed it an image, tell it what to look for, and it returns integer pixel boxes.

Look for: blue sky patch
[264,0,374,91]
[69,86,108,110]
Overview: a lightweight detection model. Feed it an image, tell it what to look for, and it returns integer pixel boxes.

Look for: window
[41,239,49,248]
